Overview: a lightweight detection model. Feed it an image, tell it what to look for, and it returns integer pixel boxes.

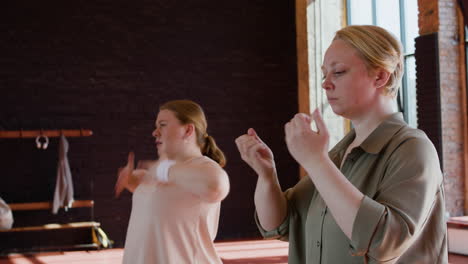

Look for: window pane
[404,55,417,127]
[466,26,468,41]
[348,0,373,25]
[403,0,419,54]
[376,0,401,41]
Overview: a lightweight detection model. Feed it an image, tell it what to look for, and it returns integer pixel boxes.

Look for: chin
[330,107,353,120]
[329,105,343,115]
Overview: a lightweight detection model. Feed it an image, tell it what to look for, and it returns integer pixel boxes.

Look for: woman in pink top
[115,99,230,264]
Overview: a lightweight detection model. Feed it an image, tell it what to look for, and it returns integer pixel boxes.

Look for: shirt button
[316,241,321,248]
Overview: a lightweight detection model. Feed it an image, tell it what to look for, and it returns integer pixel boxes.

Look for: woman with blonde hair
[236,25,447,263]
[116,99,230,264]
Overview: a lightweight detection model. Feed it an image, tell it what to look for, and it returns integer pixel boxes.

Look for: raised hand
[235,128,276,177]
[115,152,135,198]
[284,109,329,167]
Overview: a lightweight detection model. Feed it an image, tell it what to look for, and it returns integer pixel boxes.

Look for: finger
[115,187,122,198]
[312,108,328,136]
[236,134,259,150]
[235,135,250,153]
[251,143,270,158]
[247,128,265,144]
[240,138,263,159]
[284,121,291,139]
[296,113,312,130]
[115,180,124,198]
[235,134,249,146]
[127,151,135,169]
[289,113,307,131]
[241,139,267,162]
[244,138,264,153]
[116,166,131,197]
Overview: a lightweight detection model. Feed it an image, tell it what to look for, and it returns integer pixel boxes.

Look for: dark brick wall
[418,0,467,216]
[0,0,299,247]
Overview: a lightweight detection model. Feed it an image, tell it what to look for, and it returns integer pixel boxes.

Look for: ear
[183,124,195,139]
[374,69,391,90]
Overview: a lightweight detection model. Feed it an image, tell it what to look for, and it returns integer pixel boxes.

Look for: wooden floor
[0,239,466,264]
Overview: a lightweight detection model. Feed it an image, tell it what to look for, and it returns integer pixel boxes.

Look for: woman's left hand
[284,108,329,167]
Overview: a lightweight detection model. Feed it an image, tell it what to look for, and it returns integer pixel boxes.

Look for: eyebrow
[321,62,345,71]
[155,120,167,126]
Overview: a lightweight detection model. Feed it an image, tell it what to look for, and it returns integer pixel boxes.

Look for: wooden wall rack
[0,129,93,138]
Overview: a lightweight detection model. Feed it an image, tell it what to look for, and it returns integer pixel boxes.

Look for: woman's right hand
[115,152,135,197]
[235,128,276,177]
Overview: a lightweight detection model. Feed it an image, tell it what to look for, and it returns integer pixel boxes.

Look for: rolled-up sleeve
[350,137,443,261]
[350,196,386,256]
[255,208,290,240]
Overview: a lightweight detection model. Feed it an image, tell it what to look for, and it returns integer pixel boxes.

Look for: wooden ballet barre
[9,200,94,211]
[2,222,100,232]
[0,129,93,138]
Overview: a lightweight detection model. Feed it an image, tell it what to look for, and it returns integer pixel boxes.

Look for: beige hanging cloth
[52,134,74,214]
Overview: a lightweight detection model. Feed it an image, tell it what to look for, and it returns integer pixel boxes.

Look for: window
[465,26,468,95]
[347,0,419,127]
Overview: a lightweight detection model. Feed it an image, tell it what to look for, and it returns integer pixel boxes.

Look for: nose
[321,74,333,90]
[152,128,160,138]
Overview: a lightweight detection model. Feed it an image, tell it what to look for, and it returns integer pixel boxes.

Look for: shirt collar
[359,112,406,154]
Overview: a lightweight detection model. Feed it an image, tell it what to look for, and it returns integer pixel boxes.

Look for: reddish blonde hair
[160,100,226,167]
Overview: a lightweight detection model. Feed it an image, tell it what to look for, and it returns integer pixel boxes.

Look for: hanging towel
[52,134,74,214]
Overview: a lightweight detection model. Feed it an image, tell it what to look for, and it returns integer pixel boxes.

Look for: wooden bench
[0,200,102,254]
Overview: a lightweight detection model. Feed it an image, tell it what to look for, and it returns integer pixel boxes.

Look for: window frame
[346,0,417,127]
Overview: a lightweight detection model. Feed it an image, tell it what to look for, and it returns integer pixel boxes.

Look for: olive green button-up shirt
[256,113,448,263]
